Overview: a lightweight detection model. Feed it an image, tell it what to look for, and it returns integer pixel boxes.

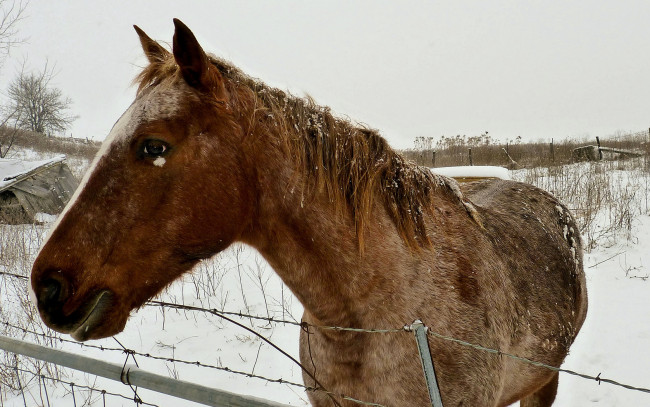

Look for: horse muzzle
[34,274,115,341]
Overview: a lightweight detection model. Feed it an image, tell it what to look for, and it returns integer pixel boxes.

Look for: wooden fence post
[596,136,603,160]
[468,148,473,166]
[432,151,436,167]
[550,139,555,163]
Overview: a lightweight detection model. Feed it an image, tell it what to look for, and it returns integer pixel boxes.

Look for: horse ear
[134,25,170,63]
[172,18,210,88]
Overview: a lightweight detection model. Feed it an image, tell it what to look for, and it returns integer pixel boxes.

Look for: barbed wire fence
[1,271,650,406]
[3,362,162,407]
[146,300,650,396]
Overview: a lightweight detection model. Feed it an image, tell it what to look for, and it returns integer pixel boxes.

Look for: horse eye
[141,139,169,158]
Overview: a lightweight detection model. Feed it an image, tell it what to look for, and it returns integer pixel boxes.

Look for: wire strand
[4,364,160,407]
[6,273,649,401]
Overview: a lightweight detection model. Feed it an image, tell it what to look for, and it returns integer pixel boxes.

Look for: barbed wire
[0,270,28,281]
[2,363,160,407]
[2,319,307,386]
[157,301,349,407]
[4,271,650,401]
[423,328,650,395]
[146,300,404,333]
[146,300,302,327]
[0,319,385,407]
[151,300,650,397]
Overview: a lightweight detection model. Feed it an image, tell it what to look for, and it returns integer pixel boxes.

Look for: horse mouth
[67,290,113,341]
[46,290,115,342]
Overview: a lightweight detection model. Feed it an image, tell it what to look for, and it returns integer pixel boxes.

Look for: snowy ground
[555,217,650,406]
[1,159,649,406]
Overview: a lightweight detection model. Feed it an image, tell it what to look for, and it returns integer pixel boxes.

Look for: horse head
[30,19,254,340]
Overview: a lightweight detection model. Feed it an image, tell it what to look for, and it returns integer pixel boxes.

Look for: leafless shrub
[0,105,22,158]
[512,158,650,250]
[7,62,78,136]
[0,0,27,68]
[187,256,229,311]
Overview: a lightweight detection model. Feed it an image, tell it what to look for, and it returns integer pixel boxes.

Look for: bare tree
[0,0,27,157]
[0,0,27,67]
[7,63,77,136]
[0,104,21,157]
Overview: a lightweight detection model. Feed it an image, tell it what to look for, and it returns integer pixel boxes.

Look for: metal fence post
[411,320,444,407]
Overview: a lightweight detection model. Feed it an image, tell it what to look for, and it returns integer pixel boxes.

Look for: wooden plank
[56,164,79,200]
[11,182,51,198]
[24,192,56,215]
[36,167,68,209]
[11,189,36,220]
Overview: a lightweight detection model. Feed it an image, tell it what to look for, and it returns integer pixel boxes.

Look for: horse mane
[135,54,463,249]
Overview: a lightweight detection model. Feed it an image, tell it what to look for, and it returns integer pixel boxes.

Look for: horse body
[250,144,586,405]
[30,19,586,406]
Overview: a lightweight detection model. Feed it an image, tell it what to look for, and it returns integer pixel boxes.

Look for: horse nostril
[38,276,69,309]
[41,279,61,302]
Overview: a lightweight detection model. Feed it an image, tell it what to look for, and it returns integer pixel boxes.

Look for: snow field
[0,158,649,406]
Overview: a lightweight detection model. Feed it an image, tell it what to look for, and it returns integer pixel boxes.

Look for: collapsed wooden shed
[571,145,644,162]
[0,155,78,224]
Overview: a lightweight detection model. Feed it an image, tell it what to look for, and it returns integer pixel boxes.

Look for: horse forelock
[134,52,452,249]
[134,54,180,95]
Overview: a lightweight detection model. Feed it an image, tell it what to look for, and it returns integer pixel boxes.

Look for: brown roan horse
[30,19,587,406]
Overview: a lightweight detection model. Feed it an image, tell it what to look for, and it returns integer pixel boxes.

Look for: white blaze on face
[28,273,37,307]
[29,85,184,305]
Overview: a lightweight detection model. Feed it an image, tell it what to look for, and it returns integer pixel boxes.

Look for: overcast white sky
[2,0,649,149]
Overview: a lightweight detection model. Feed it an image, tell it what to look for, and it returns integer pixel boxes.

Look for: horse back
[460,178,588,347]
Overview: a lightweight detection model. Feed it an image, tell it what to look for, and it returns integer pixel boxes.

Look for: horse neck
[240,129,401,327]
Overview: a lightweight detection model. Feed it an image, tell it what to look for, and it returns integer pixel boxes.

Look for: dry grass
[0,126,100,162]
[0,224,63,391]
[403,130,650,169]
[512,157,650,251]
